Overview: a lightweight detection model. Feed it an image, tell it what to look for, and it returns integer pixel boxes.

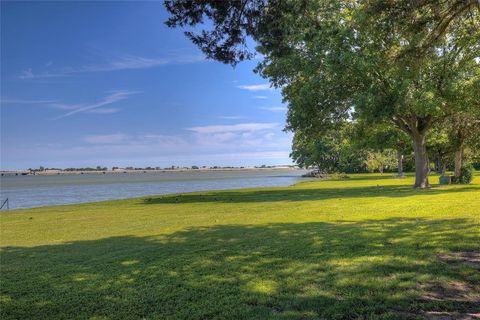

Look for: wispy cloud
[52,90,139,119]
[82,133,185,146]
[17,69,35,80]
[6,127,293,169]
[50,103,81,111]
[18,53,205,79]
[261,106,288,112]
[83,133,129,144]
[236,84,271,91]
[78,128,288,158]
[217,115,244,120]
[17,68,63,80]
[88,107,120,114]
[253,95,268,99]
[78,54,204,72]
[186,122,278,134]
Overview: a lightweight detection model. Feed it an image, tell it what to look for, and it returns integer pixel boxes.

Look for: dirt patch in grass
[420,278,480,319]
[424,311,480,320]
[420,251,480,320]
[421,280,478,302]
[436,252,480,267]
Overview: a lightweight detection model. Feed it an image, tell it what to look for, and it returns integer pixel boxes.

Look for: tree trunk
[435,156,446,174]
[396,150,404,176]
[454,146,463,177]
[438,159,443,174]
[393,114,433,188]
[412,133,430,188]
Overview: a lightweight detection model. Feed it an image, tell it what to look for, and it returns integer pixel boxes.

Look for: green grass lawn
[1,173,479,319]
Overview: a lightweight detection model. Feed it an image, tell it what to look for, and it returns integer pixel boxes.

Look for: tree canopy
[165,0,480,187]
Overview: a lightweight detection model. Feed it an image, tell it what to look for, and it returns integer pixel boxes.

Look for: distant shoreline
[1,167,307,209]
[1,166,300,177]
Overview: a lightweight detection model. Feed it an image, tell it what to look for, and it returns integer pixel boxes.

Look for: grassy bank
[1,174,479,319]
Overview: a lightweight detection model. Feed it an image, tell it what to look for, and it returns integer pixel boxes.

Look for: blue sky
[0,1,292,170]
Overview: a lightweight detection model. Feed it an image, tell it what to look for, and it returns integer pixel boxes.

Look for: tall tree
[165,0,480,188]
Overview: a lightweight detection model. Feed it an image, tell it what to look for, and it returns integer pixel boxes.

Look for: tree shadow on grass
[140,184,480,205]
[341,174,410,181]
[1,218,479,319]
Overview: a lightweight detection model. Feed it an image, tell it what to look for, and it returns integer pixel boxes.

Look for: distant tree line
[27,165,268,172]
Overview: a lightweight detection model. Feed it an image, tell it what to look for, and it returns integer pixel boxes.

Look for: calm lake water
[0,169,308,209]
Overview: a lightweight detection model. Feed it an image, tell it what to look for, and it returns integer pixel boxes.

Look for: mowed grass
[1,173,479,319]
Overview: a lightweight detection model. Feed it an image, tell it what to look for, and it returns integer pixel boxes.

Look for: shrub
[452,164,474,184]
[473,161,480,170]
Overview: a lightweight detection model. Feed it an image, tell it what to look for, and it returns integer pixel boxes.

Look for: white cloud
[82,133,186,146]
[264,132,275,139]
[80,122,283,153]
[79,55,177,72]
[208,132,237,143]
[17,69,34,80]
[236,84,271,91]
[52,90,139,119]
[87,107,120,114]
[261,106,288,112]
[17,68,63,80]
[139,134,185,145]
[186,122,279,134]
[4,127,294,169]
[253,95,268,99]
[217,115,244,120]
[2,92,133,117]
[18,53,205,79]
[50,103,81,110]
[83,133,129,144]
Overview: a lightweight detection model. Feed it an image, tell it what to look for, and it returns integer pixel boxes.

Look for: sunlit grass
[1,173,479,319]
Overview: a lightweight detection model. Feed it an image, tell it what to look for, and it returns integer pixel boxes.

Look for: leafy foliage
[290,123,367,173]
[364,150,397,174]
[165,0,269,65]
[165,0,480,187]
[452,164,475,184]
[427,126,453,173]
[290,122,412,174]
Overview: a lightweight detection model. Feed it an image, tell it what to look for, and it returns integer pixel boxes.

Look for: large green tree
[165,0,480,188]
